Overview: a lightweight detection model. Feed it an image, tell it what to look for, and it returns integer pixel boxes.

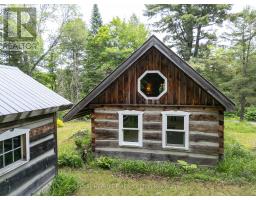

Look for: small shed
[64,35,235,166]
[0,65,72,195]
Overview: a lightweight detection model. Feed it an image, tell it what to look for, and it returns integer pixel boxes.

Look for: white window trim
[161,111,190,150]
[138,70,167,100]
[118,110,143,147]
[0,128,30,176]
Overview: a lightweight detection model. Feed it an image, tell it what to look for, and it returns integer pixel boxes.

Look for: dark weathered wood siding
[90,47,222,107]
[0,113,57,195]
[93,106,224,166]
[87,47,226,166]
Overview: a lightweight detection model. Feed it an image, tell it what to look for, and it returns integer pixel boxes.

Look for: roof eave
[63,35,235,121]
[0,103,73,123]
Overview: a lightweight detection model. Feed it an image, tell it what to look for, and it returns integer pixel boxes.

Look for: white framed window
[162,111,190,150]
[118,110,143,147]
[0,128,30,176]
[138,70,167,100]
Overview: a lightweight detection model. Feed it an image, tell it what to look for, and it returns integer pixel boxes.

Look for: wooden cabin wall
[0,113,57,195]
[91,47,221,107]
[92,106,224,166]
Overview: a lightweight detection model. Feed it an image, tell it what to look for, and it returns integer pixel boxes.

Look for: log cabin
[0,65,72,195]
[64,35,235,166]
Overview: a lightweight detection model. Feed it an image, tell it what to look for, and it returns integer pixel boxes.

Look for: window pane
[0,141,3,155]
[123,130,139,142]
[14,148,21,162]
[140,73,165,97]
[167,116,184,130]
[4,152,13,166]
[0,156,3,168]
[13,136,21,148]
[4,139,12,152]
[123,115,138,128]
[166,131,185,146]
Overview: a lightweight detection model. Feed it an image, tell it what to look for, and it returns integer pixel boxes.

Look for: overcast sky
[80,3,253,25]
[78,3,256,40]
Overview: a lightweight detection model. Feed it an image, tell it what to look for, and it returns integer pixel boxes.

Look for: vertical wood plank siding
[91,47,222,107]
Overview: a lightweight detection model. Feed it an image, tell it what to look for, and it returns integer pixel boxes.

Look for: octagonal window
[138,70,167,99]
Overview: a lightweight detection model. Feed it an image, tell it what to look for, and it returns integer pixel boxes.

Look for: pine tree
[90,4,103,35]
[224,7,256,120]
[144,4,231,61]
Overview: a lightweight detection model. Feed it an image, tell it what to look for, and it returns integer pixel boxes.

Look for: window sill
[0,160,28,177]
[162,145,189,151]
[119,142,142,148]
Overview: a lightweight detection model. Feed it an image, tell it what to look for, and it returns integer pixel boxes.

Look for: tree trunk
[240,95,246,121]
[193,25,202,57]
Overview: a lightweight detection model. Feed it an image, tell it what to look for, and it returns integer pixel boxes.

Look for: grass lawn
[58,120,91,155]
[57,118,256,195]
[225,120,256,150]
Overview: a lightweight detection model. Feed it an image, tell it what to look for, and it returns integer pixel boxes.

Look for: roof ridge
[63,35,235,122]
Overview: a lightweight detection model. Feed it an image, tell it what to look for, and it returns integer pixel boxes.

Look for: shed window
[118,110,143,147]
[138,70,167,100]
[0,129,30,176]
[162,111,190,150]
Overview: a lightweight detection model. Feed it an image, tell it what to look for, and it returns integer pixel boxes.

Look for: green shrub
[150,161,181,177]
[216,143,256,182]
[58,153,83,168]
[96,156,114,169]
[224,112,237,118]
[49,173,79,196]
[113,159,181,177]
[95,145,256,183]
[245,106,256,121]
[72,129,93,163]
[224,142,253,159]
[177,160,197,173]
[116,159,149,174]
[57,119,64,127]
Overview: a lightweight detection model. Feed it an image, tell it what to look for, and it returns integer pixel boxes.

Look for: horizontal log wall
[0,113,57,195]
[93,106,224,166]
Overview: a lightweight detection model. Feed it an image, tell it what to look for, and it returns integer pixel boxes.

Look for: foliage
[58,17,88,103]
[217,143,256,182]
[144,4,231,60]
[48,173,79,196]
[223,7,256,120]
[189,46,234,94]
[57,120,256,195]
[83,15,149,94]
[0,5,80,75]
[95,157,182,177]
[96,156,114,169]
[90,4,103,35]
[177,160,197,173]
[245,106,256,121]
[94,142,256,183]
[57,119,64,127]
[73,129,94,163]
[224,112,238,118]
[58,152,83,168]
[114,159,182,177]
